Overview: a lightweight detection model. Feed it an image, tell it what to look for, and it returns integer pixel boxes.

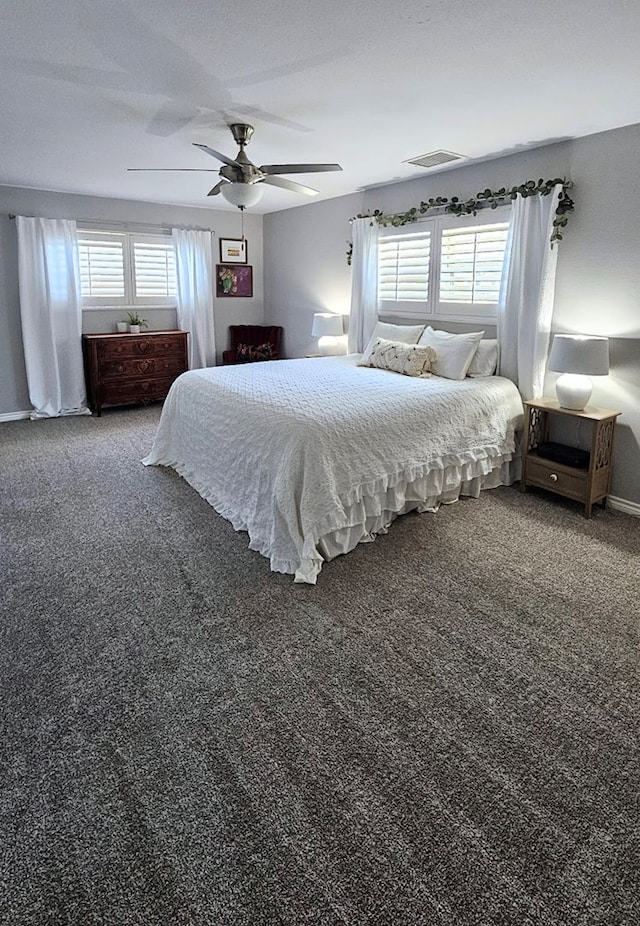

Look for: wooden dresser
[82,330,188,416]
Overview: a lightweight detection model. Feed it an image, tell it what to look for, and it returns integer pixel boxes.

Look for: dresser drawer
[100,375,178,406]
[98,355,186,380]
[96,335,184,360]
[524,457,587,501]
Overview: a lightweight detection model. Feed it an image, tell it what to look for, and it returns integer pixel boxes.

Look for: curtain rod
[7,214,216,234]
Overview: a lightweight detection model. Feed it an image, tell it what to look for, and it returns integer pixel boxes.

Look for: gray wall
[264,124,640,506]
[264,192,362,359]
[0,187,264,416]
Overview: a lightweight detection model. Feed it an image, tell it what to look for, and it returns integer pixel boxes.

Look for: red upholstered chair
[222,325,283,365]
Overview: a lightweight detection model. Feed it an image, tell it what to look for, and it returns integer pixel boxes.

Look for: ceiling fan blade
[262,176,319,197]
[193,143,239,166]
[146,101,199,137]
[127,168,220,172]
[259,163,342,175]
[207,181,227,196]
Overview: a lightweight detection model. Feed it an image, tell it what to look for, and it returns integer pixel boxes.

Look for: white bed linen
[143,356,523,583]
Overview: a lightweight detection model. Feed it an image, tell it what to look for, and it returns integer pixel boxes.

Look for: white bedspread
[143,356,523,583]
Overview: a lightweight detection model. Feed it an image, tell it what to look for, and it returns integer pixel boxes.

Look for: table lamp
[547,334,609,410]
[312,313,345,355]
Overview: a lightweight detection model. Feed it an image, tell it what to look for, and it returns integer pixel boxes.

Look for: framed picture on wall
[219,237,248,264]
[216,264,253,298]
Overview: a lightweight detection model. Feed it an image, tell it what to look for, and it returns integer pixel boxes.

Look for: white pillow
[417,326,484,380]
[358,322,425,366]
[467,339,498,377]
[368,338,436,378]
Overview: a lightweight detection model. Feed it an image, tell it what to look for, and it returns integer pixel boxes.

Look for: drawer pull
[549,473,558,482]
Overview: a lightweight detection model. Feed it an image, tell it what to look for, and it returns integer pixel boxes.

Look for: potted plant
[126,312,148,334]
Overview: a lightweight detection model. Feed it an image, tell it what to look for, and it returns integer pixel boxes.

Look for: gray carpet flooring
[1,405,638,926]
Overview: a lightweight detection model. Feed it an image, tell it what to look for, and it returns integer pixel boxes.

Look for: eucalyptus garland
[346,178,574,264]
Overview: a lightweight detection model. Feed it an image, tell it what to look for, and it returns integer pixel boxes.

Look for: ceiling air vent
[404,150,466,170]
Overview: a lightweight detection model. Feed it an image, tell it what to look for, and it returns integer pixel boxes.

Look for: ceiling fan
[128,123,342,208]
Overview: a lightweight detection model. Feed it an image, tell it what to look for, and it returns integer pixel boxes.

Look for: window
[78,229,177,308]
[439,222,508,305]
[378,231,430,302]
[132,240,177,299]
[79,233,125,301]
[378,207,510,323]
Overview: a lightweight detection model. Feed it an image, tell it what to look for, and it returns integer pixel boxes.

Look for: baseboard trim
[0,410,31,422]
[609,495,640,518]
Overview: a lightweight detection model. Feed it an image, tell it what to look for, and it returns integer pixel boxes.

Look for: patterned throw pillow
[236,342,252,361]
[236,342,275,362]
[368,338,436,377]
[253,342,274,360]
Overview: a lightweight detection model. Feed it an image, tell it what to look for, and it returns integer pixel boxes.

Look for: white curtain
[497,184,562,400]
[348,217,379,354]
[17,216,89,419]
[172,228,216,369]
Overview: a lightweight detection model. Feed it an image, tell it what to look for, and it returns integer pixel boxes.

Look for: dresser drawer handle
[549,473,558,482]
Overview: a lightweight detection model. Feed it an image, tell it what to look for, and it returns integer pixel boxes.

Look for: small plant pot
[116,322,128,333]
[129,325,140,334]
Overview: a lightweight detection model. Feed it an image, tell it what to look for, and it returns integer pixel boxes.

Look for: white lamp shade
[547,335,609,375]
[221,182,264,208]
[548,334,609,410]
[311,313,344,337]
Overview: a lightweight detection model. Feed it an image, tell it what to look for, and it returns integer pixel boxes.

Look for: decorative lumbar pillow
[252,342,275,360]
[358,322,425,366]
[467,339,498,377]
[417,326,484,380]
[236,342,274,362]
[368,338,436,378]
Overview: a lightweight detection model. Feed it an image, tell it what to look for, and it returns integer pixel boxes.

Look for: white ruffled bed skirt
[299,451,520,583]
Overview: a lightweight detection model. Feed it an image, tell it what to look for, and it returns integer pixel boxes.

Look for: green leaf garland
[347,178,574,264]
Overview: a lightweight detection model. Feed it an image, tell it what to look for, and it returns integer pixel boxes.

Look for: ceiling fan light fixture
[221,182,264,208]
[131,125,340,203]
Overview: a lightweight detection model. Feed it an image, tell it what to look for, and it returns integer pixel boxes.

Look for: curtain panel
[497,184,562,400]
[16,215,89,418]
[172,228,216,369]
[348,218,379,354]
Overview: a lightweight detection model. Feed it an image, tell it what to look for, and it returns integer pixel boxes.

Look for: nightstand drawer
[524,457,587,500]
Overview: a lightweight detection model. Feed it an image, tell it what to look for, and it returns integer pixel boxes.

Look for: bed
[143,354,523,583]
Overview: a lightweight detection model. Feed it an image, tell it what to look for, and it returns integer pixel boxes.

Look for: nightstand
[522,398,620,517]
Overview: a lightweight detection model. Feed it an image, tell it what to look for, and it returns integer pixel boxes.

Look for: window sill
[82,304,177,312]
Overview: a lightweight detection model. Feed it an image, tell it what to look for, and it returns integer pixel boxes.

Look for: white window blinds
[377,207,511,322]
[439,222,509,304]
[378,230,431,302]
[132,239,177,298]
[78,229,177,308]
[78,234,125,300]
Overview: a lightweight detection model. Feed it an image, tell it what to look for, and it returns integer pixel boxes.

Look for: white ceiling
[1,0,639,214]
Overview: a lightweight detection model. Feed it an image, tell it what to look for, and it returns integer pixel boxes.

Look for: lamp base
[317,335,346,356]
[555,373,592,410]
